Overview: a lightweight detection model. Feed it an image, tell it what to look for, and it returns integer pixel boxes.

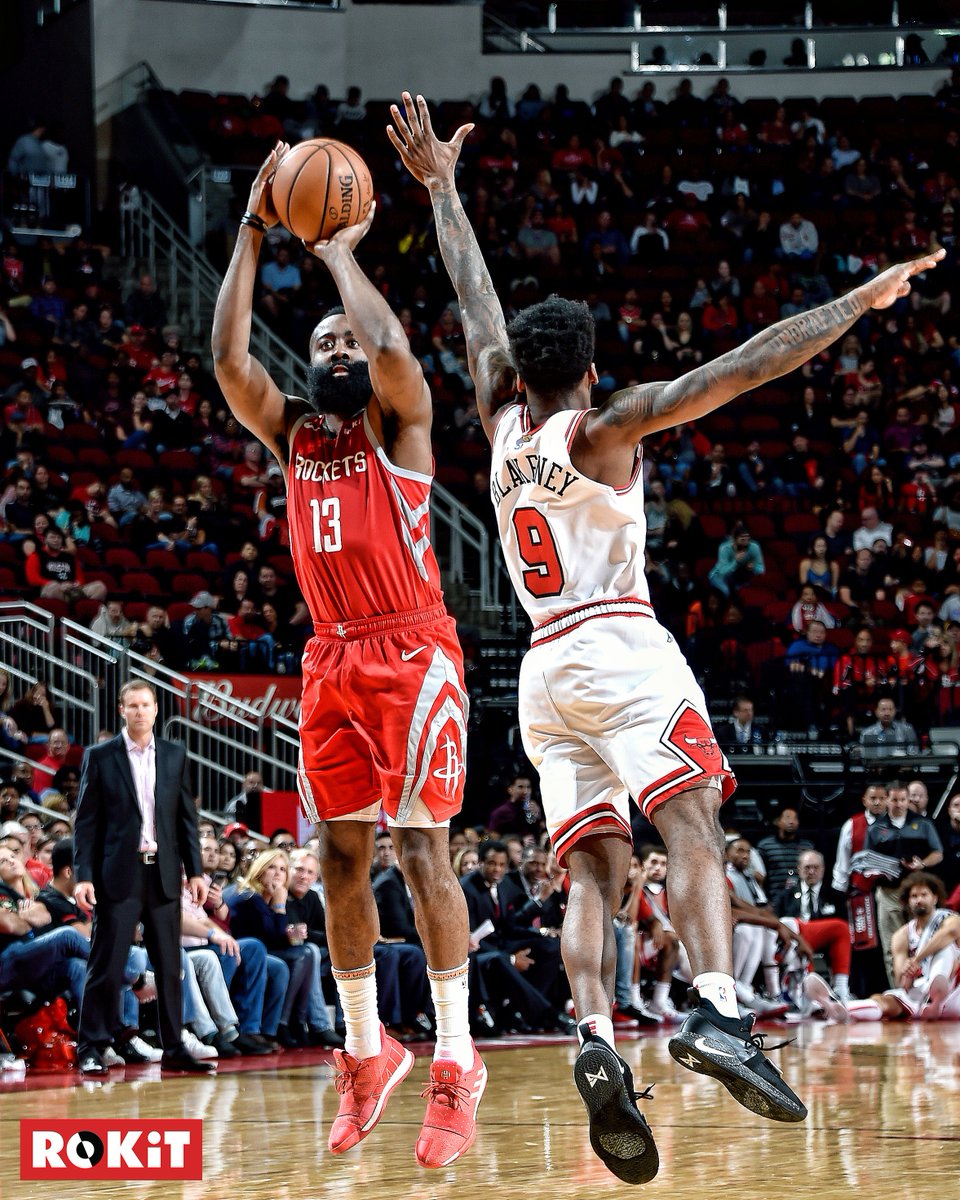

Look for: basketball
[270,138,374,243]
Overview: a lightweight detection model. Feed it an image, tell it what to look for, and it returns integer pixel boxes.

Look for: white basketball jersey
[491,403,648,627]
[908,909,957,978]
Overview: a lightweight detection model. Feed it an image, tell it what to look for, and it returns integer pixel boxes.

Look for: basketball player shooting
[387,93,944,1184]
[211,143,485,1169]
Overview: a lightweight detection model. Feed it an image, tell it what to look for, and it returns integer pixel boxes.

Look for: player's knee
[395,830,446,892]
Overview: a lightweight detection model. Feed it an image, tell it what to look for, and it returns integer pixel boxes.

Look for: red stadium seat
[105,548,143,571]
[122,571,164,597]
[145,549,181,574]
[171,573,210,599]
[74,598,102,625]
[184,551,221,573]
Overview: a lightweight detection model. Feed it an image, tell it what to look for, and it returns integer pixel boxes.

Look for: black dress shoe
[208,1033,240,1058]
[307,1027,345,1049]
[233,1033,274,1056]
[79,1048,108,1075]
[276,1023,301,1049]
[160,1050,216,1073]
[247,1033,279,1051]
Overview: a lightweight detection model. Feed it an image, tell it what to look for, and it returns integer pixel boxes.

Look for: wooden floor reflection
[2,1022,959,1199]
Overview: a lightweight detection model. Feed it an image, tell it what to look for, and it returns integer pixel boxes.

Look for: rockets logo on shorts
[432,732,465,797]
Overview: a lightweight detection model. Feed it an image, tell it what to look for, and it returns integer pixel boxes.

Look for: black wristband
[241,211,267,233]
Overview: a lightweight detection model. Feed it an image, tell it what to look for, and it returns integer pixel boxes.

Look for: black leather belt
[139,851,157,865]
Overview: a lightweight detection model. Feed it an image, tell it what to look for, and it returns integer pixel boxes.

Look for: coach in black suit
[74,679,212,1074]
[774,849,847,922]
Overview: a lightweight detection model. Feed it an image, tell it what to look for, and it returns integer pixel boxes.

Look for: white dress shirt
[122,728,157,853]
[800,881,821,921]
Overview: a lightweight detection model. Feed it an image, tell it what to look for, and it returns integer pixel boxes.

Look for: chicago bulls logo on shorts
[661,702,722,773]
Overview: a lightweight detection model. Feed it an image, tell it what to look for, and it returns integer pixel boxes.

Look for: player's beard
[305,360,373,420]
[911,902,930,917]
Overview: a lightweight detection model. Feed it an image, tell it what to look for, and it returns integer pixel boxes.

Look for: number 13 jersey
[286,410,446,623]
[491,403,649,627]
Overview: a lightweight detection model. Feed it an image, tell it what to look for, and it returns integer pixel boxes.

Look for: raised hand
[862,248,945,310]
[303,201,376,261]
[386,91,474,187]
[246,141,289,229]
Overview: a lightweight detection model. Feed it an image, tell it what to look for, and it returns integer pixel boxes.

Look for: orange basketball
[270,138,374,243]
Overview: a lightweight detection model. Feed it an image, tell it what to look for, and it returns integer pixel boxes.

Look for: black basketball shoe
[668,990,807,1123]
[573,1022,659,1185]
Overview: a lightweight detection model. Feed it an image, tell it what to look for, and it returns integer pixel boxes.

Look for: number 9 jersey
[491,403,649,625]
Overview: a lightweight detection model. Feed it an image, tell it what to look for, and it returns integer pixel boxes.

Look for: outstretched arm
[388,91,516,443]
[588,249,945,447]
[303,203,430,425]
[212,142,307,465]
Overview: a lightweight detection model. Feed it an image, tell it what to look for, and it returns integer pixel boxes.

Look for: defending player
[212,144,484,1169]
[387,92,944,1183]
[806,872,960,1021]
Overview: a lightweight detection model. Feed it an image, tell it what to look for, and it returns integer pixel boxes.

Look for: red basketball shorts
[297,604,468,825]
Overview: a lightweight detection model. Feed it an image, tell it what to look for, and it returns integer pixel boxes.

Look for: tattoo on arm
[602,288,868,432]
[429,182,513,394]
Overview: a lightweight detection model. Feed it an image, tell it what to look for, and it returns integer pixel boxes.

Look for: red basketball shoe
[415,1045,487,1168]
[328,1025,415,1155]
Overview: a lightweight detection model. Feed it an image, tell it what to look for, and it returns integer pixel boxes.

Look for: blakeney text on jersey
[490,453,579,506]
[294,451,367,483]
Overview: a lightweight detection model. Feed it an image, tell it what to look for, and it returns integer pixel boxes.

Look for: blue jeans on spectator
[272,944,312,1027]
[302,942,334,1031]
[183,947,240,1039]
[613,919,634,1009]
[218,937,274,1034]
[1,926,89,1004]
[120,945,149,1029]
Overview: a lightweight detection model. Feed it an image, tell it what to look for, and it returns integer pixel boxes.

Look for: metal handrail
[120,189,307,395]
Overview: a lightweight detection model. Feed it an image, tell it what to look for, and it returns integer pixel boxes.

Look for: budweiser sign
[186,674,302,724]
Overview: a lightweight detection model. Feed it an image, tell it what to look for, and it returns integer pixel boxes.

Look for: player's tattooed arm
[388,91,515,443]
[594,248,945,443]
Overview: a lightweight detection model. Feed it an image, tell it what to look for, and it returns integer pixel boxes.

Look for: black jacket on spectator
[498,869,566,936]
[775,882,848,921]
[372,865,421,946]
[285,887,328,949]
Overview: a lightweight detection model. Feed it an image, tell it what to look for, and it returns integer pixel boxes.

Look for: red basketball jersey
[286,410,445,622]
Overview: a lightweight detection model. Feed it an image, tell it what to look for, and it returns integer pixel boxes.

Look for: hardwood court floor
[1,1021,959,1199]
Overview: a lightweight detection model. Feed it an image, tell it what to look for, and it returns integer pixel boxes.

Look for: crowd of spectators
[3,751,960,1070]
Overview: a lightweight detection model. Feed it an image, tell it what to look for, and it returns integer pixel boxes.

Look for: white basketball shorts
[520,609,736,867]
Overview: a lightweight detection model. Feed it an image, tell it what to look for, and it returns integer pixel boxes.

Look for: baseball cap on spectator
[890,629,911,644]
[129,324,146,335]
[223,822,249,839]
[190,591,217,609]
[21,358,39,370]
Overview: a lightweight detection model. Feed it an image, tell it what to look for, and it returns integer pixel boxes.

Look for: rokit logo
[20,1120,203,1180]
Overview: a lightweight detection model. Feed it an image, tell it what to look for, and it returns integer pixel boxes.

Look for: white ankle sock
[427,962,473,1070]
[847,999,883,1022]
[653,981,670,1008]
[834,974,850,1003]
[693,972,739,1019]
[332,962,381,1059]
[763,965,781,998]
[577,1014,616,1047]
